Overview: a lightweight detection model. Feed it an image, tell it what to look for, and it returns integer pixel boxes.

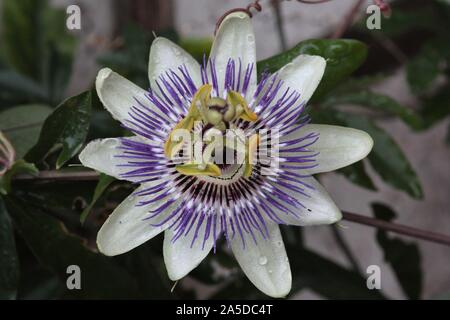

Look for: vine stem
[342,212,450,247]
[12,170,450,247]
[214,0,334,35]
[13,170,100,181]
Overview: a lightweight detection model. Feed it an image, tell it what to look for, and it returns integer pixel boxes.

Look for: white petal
[230,222,291,298]
[276,55,326,105]
[79,137,127,180]
[97,185,179,256]
[96,68,152,124]
[209,12,256,98]
[267,176,342,226]
[281,124,374,174]
[79,136,162,181]
[148,37,202,96]
[163,216,217,280]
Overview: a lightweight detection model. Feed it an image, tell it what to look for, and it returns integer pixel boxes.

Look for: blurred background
[0,0,449,300]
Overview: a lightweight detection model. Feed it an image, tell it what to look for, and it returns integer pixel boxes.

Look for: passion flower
[79,12,373,297]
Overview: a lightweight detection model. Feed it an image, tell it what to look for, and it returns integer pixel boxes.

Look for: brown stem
[296,0,334,3]
[13,170,100,181]
[342,211,450,246]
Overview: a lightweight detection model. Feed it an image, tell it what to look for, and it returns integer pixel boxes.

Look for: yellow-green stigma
[164,85,258,177]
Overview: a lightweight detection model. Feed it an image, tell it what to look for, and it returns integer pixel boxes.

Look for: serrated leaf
[0,198,19,299]
[337,161,377,191]
[372,203,422,300]
[5,197,141,299]
[0,105,52,158]
[80,174,115,224]
[257,39,368,101]
[25,91,92,169]
[313,110,423,199]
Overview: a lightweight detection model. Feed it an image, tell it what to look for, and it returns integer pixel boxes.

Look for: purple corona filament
[114,58,319,250]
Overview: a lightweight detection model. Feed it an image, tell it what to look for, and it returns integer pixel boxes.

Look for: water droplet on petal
[247,34,255,43]
[101,138,119,148]
[258,256,268,266]
[172,48,181,56]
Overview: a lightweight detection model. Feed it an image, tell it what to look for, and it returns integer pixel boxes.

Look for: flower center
[164,84,259,179]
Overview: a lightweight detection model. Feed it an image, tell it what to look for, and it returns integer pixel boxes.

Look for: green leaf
[337,161,377,191]
[322,90,423,130]
[0,105,52,158]
[0,160,39,195]
[88,110,125,140]
[119,243,174,299]
[355,6,440,37]
[97,24,150,89]
[80,174,115,224]
[5,197,141,299]
[257,39,368,101]
[372,203,422,300]
[1,0,44,80]
[313,110,423,199]
[179,38,212,62]
[41,4,76,56]
[0,70,48,103]
[420,84,450,129]
[25,91,92,169]
[18,269,64,300]
[289,248,386,300]
[0,198,20,299]
[44,43,74,106]
[406,45,441,95]
[1,0,76,95]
